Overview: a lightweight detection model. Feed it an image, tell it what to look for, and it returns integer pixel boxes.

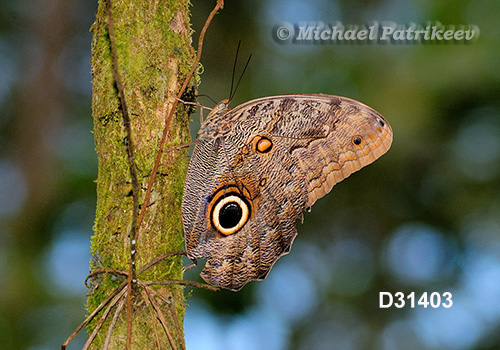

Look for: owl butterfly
[182,94,392,291]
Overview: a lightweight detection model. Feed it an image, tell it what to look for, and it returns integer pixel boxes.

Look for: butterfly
[182,94,392,290]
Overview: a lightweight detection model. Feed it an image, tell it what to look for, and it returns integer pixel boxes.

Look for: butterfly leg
[174,97,213,124]
[184,257,198,271]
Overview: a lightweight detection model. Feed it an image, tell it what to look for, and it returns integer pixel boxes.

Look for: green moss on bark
[88,0,196,348]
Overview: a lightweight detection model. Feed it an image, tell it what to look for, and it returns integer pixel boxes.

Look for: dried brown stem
[103,294,127,350]
[85,269,128,288]
[146,279,220,292]
[61,281,127,350]
[137,251,187,275]
[82,288,127,350]
[142,288,162,350]
[141,282,179,350]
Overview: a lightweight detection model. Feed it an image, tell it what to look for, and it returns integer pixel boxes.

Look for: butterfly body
[182,94,392,290]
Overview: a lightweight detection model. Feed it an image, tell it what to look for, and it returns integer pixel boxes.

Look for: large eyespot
[212,194,249,236]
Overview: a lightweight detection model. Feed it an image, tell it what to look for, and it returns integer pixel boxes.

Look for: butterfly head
[204,99,231,122]
[216,99,230,110]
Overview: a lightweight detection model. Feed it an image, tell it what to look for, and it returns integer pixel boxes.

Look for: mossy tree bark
[88,0,195,348]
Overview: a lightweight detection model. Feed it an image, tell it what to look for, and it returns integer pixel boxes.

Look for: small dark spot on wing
[248,105,260,116]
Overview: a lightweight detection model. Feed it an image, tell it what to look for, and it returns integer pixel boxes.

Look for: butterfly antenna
[229,53,252,103]
[228,41,242,101]
[198,94,218,105]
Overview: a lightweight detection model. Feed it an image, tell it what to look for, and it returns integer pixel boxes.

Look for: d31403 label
[379,292,453,308]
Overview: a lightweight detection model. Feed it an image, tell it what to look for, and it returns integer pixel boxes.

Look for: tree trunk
[88,0,195,348]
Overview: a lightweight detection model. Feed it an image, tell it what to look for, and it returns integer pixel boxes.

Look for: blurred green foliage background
[0,0,499,349]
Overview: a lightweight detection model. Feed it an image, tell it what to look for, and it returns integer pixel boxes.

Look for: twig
[105,1,139,348]
[137,251,187,275]
[85,268,128,288]
[154,289,185,345]
[103,294,127,350]
[141,282,178,350]
[61,281,127,350]
[82,287,127,350]
[146,279,220,292]
[142,288,163,350]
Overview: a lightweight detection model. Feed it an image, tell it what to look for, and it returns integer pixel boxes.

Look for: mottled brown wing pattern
[182,94,392,290]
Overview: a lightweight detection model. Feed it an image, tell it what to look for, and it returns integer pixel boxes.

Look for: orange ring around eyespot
[352,136,363,146]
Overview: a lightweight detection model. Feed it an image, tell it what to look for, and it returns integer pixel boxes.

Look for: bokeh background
[1,0,499,349]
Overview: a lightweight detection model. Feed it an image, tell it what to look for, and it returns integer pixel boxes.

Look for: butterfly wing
[182,94,392,290]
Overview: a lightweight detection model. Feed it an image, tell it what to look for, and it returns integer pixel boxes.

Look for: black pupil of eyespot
[219,202,242,229]
[354,137,362,145]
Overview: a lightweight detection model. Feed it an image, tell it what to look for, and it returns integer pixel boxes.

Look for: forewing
[228,94,393,207]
